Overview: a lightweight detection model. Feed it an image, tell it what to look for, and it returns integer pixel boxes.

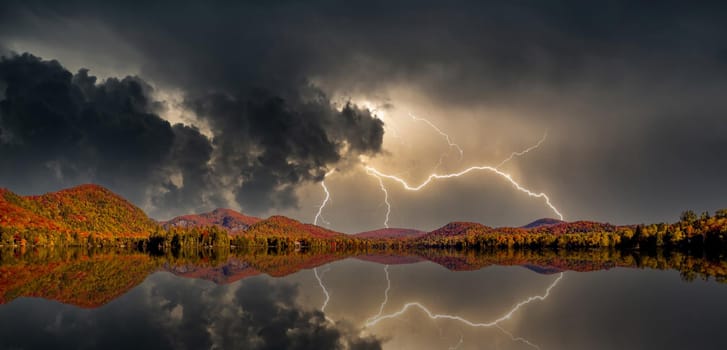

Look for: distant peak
[521,218,565,229]
[161,207,261,232]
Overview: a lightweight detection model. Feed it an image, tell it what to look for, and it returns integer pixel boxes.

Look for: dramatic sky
[1,0,726,232]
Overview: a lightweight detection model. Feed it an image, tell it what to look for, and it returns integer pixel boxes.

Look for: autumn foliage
[0,185,157,246]
[1,184,727,256]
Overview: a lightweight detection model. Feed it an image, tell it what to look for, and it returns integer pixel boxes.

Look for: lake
[0,248,726,349]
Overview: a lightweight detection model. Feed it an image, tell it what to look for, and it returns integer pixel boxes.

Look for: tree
[680,210,697,225]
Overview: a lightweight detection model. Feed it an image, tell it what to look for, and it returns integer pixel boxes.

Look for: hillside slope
[422,222,491,239]
[246,215,345,239]
[161,208,260,234]
[0,184,158,241]
[521,218,564,229]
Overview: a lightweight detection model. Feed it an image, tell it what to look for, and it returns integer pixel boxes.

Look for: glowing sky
[1,1,726,232]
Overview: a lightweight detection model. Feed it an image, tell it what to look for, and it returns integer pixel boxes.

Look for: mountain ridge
[161,208,261,235]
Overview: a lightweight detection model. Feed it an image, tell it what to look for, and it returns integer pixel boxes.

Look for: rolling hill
[161,208,260,234]
[421,222,491,239]
[521,218,564,229]
[0,184,158,240]
[246,215,345,239]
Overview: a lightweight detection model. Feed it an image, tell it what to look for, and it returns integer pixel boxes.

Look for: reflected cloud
[0,273,381,350]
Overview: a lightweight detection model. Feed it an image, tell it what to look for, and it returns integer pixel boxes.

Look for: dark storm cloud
[0,0,726,225]
[0,52,383,216]
[0,274,382,350]
[0,53,176,205]
[189,90,382,211]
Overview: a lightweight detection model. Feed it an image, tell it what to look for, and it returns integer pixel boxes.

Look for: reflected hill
[2,246,726,308]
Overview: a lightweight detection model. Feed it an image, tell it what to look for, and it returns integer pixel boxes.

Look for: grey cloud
[189,90,383,212]
[1,0,726,228]
[0,53,176,205]
[0,52,384,217]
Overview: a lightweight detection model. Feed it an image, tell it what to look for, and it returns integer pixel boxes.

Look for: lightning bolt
[364,129,559,228]
[365,272,564,328]
[496,325,542,350]
[366,265,392,324]
[368,111,465,225]
[368,171,392,228]
[408,112,464,159]
[365,165,563,221]
[313,169,336,226]
[495,131,548,169]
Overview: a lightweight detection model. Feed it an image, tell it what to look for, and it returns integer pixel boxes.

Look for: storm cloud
[0,53,383,216]
[0,0,726,229]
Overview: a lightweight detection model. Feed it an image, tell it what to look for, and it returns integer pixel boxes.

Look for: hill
[246,215,345,239]
[521,218,564,229]
[353,228,426,239]
[161,208,260,234]
[422,222,491,238]
[0,184,158,244]
[420,219,618,240]
[525,220,618,235]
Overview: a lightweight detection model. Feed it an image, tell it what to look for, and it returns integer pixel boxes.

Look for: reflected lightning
[360,263,544,349]
[314,267,331,312]
[365,272,564,328]
[366,265,392,324]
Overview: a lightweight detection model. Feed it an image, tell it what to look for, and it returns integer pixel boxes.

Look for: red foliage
[0,184,158,239]
[424,222,491,238]
[353,228,426,239]
[161,208,261,234]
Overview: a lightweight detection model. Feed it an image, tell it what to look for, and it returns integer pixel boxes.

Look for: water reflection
[0,272,380,350]
[1,248,727,349]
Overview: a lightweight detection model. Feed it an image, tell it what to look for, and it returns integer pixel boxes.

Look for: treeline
[416,209,727,255]
[3,205,727,258]
[414,247,727,283]
[142,225,378,252]
[0,223,377,250]
[0,227,147,248]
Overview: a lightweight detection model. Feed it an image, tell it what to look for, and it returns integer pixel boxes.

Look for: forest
[2,185,727,256]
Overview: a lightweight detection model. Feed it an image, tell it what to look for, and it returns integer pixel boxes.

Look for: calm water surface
[1,253,726,350]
